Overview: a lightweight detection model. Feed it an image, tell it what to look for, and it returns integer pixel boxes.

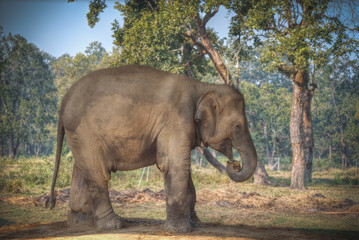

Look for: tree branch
[185,51,205,78]
[323,14,359,31]
[202,5,220,27]
[184,29,206,52]
[277,63,297,77]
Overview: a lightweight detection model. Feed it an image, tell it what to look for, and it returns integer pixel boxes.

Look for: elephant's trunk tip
[226,154,257,182]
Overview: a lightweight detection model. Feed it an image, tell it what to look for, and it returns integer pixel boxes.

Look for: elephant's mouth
[206,137,257,182]
[207,139,242,173]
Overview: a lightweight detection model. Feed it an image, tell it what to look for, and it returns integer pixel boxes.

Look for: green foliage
[313,56,359,167]
[0,32,57,158]
[52,41,107,104]
[110,0,224,77]
[87,0,107,28]
[239,80,291,164]
[230,0,358,75]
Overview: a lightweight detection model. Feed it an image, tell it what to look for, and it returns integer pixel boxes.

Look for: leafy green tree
[240,81,291,168]
[52,41,107,102]
[87,0,231,82]
[313,56,359,169]
[0,33,57,158]
[230,0,359,189]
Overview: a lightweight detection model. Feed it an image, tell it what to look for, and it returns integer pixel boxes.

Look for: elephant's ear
[195,92,219,145]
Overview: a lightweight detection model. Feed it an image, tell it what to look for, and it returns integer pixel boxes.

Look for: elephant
[47,64,258,232]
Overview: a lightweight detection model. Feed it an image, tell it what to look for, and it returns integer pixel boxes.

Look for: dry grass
[1,157,358,239]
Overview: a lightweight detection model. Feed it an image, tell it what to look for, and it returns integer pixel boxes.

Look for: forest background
[1,0,359,191]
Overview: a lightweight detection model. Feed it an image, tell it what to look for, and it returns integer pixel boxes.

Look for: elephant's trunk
[226,134,258,182]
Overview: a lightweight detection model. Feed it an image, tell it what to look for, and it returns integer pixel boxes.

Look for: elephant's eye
[235,124,241,131]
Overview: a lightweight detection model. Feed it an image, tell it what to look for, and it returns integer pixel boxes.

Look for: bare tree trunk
[341,137,348,169]
[303,87,314,182]
[254,160,272,185]
[36,144,41,157]
[8,132,18,159]
[338,114,348,169]
[329,143,333,167]
[264,121,271,167]
[289,71,307,189]
[269,133,277,168]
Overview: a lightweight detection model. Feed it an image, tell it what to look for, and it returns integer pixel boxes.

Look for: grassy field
[0,157,358,239]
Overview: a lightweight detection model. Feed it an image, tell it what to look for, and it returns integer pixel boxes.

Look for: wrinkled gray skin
[48,65,257,232]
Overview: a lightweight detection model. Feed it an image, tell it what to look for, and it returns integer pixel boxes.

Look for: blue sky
[0,0,232,58]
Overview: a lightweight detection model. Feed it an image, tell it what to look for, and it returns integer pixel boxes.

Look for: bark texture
[253,160,272,185]
[289,71,307,190]
[303,87,314,182]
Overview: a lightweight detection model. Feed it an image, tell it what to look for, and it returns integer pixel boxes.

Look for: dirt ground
[1,219,356,240]
[1,188,358,239]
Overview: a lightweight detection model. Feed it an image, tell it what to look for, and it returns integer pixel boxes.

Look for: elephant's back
[60,65,192,132]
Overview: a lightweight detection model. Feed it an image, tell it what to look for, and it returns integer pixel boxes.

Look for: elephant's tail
[46,114,64,210]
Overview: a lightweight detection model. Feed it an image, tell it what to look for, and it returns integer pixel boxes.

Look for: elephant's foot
[164,215,192,232]
[95,212,123,229]
[189,211,201,227]
[67,211,94,227]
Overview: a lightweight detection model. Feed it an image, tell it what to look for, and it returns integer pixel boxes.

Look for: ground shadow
[0,218,357,240]
[0,218,15,227]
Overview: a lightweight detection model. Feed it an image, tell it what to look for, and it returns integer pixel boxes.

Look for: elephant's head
[195,86,258,182]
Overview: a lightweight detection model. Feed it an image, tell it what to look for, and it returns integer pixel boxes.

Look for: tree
[313,56,359,169]
[230,0,359,189]
[0,32,57,158]
[239,80,291,184]
[52,41,107,102]
[88,0,231,81]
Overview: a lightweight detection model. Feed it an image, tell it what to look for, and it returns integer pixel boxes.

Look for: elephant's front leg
[158,139,193,232]
[164,164,192,232]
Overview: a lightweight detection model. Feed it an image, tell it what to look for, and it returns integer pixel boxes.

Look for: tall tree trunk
[36,144,41,157]
[264,121,272,167]
[9,133,15,159]
[290,71,307,189]
[8,132,20,159]
[269,131,277,169]
[303,87,314,182]
[329,143,333,167]
[338,115,348,169]
[341,137,348,169]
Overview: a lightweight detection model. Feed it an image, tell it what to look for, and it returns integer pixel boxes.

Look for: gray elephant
[48,65,257,232]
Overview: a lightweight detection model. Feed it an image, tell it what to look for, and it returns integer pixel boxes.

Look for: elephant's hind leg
[67,163,93,227]
[79,158,123,229]
[86,179,123,229]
